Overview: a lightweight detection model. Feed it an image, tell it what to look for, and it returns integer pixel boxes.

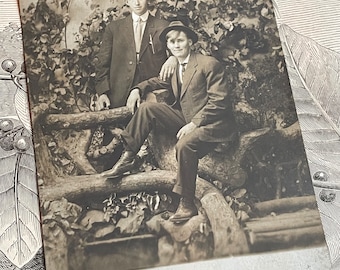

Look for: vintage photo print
[17,0,328,269]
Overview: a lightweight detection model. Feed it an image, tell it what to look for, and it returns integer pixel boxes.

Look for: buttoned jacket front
[136,52,237,142]
[95,14,169,108]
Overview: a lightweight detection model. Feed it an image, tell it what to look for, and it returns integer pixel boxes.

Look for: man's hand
[159,56,177,81]
[97,94,111,111]
[126,88,141,114]
[177,122,196,140]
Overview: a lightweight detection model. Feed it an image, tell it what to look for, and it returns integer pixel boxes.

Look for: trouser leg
[121,102,186,153]
[173,131,217,200]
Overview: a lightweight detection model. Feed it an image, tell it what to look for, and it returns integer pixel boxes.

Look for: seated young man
[101,21,238,223]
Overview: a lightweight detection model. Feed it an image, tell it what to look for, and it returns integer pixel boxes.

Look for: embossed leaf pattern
[0,119,41,268]
[279,24,340,265]
[14,82,32,134]
[317,201,340,265]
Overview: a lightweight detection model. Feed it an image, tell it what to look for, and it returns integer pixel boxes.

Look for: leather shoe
[170,197,198,223]
[100,150,136,179]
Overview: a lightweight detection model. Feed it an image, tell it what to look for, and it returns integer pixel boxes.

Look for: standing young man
[95,0,176,111]
[101,21,238,223]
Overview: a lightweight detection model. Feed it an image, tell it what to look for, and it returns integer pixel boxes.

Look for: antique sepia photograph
[14,0,331,269]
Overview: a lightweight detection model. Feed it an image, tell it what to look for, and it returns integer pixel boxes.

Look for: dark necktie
[180,63,186,84]
[177,63,186,100]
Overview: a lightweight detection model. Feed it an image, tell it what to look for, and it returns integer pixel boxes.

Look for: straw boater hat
[159,20,198,44]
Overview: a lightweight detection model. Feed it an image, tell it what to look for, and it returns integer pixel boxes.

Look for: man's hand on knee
[126,88,141,114]
[177,122,196,140]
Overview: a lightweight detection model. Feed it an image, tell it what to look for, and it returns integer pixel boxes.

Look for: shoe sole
[104,170,134,179]
[169,216,192,223]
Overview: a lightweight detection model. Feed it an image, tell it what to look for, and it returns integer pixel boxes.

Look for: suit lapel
[124,15,136,52]
[172,67,180,100]
[139,16,155,57]
[180,53,197,99]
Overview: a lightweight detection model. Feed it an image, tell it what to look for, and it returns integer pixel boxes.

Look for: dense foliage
[19,1,315,267]
[19,0,311,200]
[21,0,296,130]
[20,0,309,209]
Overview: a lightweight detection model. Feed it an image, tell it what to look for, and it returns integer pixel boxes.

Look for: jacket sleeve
[191,60,230,127]
[133,77,171,98]
[95,24,113,95]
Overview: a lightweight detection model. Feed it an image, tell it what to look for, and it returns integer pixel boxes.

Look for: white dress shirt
[132,11,149,54]
[179,54,190,84]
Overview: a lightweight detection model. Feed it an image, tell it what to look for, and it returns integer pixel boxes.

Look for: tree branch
[44,106,132,129]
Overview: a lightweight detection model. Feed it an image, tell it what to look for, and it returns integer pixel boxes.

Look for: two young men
[100,20,237,223]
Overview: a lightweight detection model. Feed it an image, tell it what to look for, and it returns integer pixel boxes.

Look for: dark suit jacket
[135,53,237,142]
[95,14,169,108]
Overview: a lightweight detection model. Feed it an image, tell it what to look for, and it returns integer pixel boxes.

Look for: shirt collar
[132,11,149,22]
[179,53,190,65]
